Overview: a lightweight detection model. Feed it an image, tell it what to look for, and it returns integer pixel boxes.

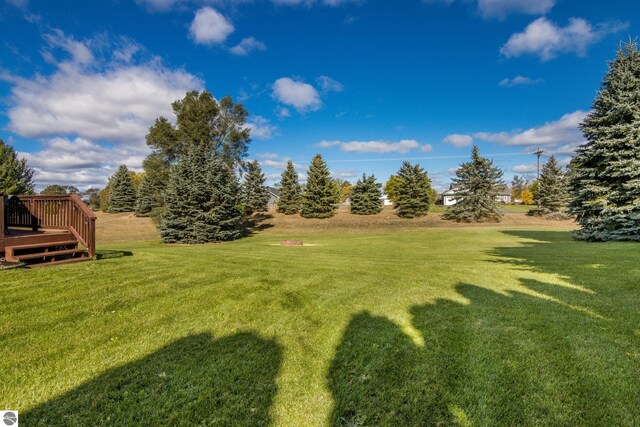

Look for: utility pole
[533,147,544,208]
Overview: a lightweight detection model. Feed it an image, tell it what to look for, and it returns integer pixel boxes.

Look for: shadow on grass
[329,283,639,426]
[23,332,281,426]
[243,213,275,237]
[95,250,134,260]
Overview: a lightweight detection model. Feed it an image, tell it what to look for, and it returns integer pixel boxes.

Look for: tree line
[1,40,638,242]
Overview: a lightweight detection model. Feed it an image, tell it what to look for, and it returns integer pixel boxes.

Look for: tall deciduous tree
[143,91,251,211]
[40,185,79,195]
[570,41,640,241]
[0,139,34,195]
[276,161,302,215]
[107,165,137,212]
[301,154,340,219]
[242,160,270,214]
[350,174,383,215]
[393,162,432,218]
[383,175,402,203]
[443,146,505,223]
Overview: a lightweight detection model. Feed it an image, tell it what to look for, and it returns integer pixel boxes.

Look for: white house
[441,188,512,206]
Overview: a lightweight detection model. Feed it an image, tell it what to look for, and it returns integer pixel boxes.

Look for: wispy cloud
[318,139,430,154]
[499,75,544,87]
[474,110,588,147]
[229,37,266,56]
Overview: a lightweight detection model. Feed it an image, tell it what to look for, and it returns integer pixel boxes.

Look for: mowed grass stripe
[1,226,638,426]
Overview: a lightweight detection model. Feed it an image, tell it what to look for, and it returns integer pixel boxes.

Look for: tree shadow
[242,213,275,237]
[23,332,281,426]
[95,250,134,260]
[328,283,639,426]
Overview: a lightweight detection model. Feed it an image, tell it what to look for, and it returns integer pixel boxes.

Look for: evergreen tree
[570,41,640,241]
[393,162,432,218]
[242,160,270,214]
[530,155,569,215]
[443,146,505,223]
[350,174,383,215]
[135,175,158,217]
[107,165,137,212]
[160,144,243,243]
[142,91,251,213]
[276,161,302,215]
[301,154,340,219]
[0,138,34,195]
[207,159,244,241]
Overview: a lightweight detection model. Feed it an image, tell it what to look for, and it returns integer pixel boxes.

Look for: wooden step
[5,240,79,263]
[7,240,78,251]
[28,255,91,268]
[16,248,87,261]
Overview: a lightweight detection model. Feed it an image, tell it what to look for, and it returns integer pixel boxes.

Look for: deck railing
[3,195,97,257]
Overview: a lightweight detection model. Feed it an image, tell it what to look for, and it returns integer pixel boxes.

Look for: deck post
[0,193,5,242]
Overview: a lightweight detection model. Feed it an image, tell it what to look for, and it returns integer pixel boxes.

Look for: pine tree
[443,146,505,223]
[159,144,211,243]
[107,165,137,212]
[350,174,383,215]
[570,41,640,241]
[135,174,159,217]
[207,159,244,241]
[530,155,569,215]
[0,138,34,195]
[242,160,270,214]
[301,154,340,219]
[393,162,432,218]
[276,160,302,215]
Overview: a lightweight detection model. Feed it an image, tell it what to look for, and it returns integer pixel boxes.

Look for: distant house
[441,187,512,206]
[267,187,280,211]
[381,194,393,206]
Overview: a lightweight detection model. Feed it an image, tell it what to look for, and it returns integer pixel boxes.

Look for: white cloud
[5,0,29,8]
[477,0,555,20]
[474,110,588,147]
[317,75,344,93]
[19,137,147,188]
[499,75,543,87]
[263,159,304,170]
[42,29,94,66]
[501,17,628,61]
[3,30,202,188]
[229,37,266,56]
[245,115,277,139]
[272,77,322,113]
[331,170,357,179]
[256,152,279,160]
[190,7,234,45]
[443,134,473,148]
[512,164,537,173]
[318,139,426,154]
[421,0,555,20]
[276,106,291,118]
[421,144,433,152]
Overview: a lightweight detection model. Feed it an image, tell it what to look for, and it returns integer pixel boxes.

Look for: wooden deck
[1,195,97,266]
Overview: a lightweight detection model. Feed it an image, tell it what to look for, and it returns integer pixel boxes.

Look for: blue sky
[1,0,638,191]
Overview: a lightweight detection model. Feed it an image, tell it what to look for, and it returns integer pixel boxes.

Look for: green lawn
[1,227,639,426]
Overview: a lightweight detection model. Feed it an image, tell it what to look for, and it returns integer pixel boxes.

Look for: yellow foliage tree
[520,188,534,205]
